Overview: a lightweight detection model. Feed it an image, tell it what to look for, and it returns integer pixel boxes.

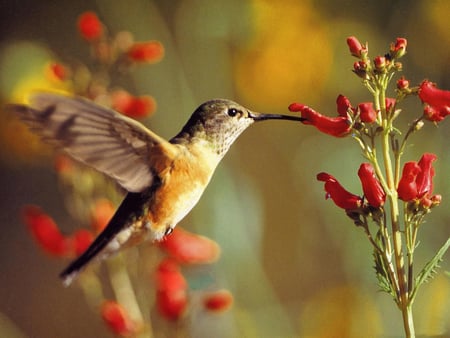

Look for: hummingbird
[8,93,304,286]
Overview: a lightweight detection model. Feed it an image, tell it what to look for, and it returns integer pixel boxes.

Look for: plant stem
[376,83,415,337]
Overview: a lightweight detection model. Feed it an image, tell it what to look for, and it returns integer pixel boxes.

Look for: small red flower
[48,62,69,81]
[101,301,137,336]
[77,11,104,41]
[346,36,367,58]
[160,228,220,264]
[358,163,386,207]
[156,289,188,321]
[397,162,421,202]
[127,41,164,63]
[289,103,351,137]
[71,229,94,256]
[155,259,188,320]
[418,80,450,122]
[22,205,70,257]
[317,173,362,210]
[358,102,377,123]
[397,153,438,203]
[203,289,234,313]
[390,38,407,58]
[336,95,353,117]
[416,153,437,198]
[111,90,156,119]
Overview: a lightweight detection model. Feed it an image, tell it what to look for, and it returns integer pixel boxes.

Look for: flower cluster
[290,36,449,337]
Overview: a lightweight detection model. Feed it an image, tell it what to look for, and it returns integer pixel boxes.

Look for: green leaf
[410,237,450,303]
[373,248,397,300]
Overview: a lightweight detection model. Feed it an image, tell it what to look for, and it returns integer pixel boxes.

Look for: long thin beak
[248,111,305,122]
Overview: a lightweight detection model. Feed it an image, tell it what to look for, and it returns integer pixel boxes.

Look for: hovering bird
[8,93,304,285]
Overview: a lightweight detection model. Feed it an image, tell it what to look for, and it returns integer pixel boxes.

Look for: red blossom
[101,301,137,336]
[358,163,386,207]
[156,289,188,321]
[346,36,367,58]
[416,153,437,198]
[77,11,104,41]
[160,228,220,264]
[397,162,421,202]
[358,102,377,123]
[203,290,234,313]
[127,41,164,63]
[70,229,94,256]
[155,259,188,320]
[111,90,156,119]
[418,80,450,122]
[289,103,351,137]
[22,205,70,257]
[317,173,362,210]
[48,62,69,81]
[397,153,438,203]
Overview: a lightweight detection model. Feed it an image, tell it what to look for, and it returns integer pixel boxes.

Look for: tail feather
[60,191,149,286]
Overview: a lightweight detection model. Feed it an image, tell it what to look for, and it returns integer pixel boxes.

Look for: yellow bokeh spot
[0,41,72,164]
[234,0,332,111]
[298,285,382,337]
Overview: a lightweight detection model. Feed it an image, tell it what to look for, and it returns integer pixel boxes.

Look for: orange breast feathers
[146,143,218,233]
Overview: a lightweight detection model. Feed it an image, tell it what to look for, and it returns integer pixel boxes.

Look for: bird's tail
[60,192,148,286]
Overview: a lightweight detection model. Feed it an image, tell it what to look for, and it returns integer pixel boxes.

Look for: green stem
[376,82,415,337]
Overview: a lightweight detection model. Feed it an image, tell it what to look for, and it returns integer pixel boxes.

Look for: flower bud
[397,162,421,201]
[374,55,386,72]
[390,38,407,58]
[101,301,137,336]
[336,95,353,117]
[346,36,367,58]
[77,11,104,41]
[203,290,234,313]
[127,41,164,63]
[416,153,437,198]
[418,80,450,122]
[397,76,410,90]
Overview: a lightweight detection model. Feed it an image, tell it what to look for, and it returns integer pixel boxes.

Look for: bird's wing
[8,93,177,192]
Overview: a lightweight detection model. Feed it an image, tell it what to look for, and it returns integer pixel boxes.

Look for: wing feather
[8,93,177,192]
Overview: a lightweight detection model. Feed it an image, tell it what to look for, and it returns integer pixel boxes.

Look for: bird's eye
[227,108,240,117]
[164,227,173,236]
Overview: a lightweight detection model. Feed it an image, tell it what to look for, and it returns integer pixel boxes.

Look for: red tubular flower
[418,80,450,122]
[22,205,70,257]
[390,38,407,58]
[336,95,353,117]
[111,90,156,119]
[127,41,164,63]
[317,173,362,210]
[397,162,421,202]
[289,104,351,137]
[101,301,137,336]
[155,259,188,320]
[346,36,367,58]
[203,290,234,313]
[357,163,386,207]
[358,102,377,123]
[160,228,220,264]
[77,11,104,41]
[416,153,437,198]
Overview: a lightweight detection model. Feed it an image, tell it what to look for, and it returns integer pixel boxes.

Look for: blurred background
[0,0,449,337]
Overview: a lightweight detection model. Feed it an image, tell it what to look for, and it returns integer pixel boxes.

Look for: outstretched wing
[8,93,177,192]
